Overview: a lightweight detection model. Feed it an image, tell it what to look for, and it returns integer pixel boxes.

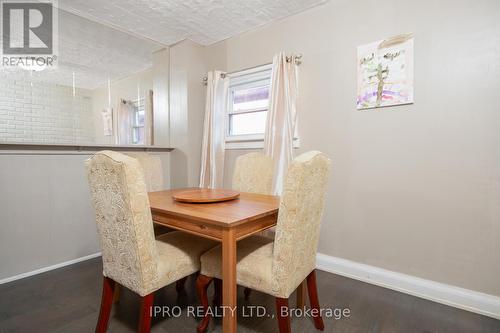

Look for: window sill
[225,137,301,150]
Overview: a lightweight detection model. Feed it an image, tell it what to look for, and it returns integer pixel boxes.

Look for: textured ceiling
[58,0,329,46]
[2,0,328,89]
[55,10,161,89]
[1,9,161,90]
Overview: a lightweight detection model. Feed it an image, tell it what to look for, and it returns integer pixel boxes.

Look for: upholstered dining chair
[231,152,274,300]
[115,152,171,304]
[125,152,164,192]
[126,152,170,237]
[86,151,217,333]
[232,152,274,195]
[196,151,331,333]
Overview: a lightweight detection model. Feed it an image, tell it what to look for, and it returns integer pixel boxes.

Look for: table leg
[222,229,237,333]
[296,280,307,309]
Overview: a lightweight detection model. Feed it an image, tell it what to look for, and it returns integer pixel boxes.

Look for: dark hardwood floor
[0,258,498,333]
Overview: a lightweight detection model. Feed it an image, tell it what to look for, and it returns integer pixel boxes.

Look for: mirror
[0,8,164,145]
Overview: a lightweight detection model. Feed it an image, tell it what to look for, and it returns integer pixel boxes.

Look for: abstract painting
[357,33,414,110]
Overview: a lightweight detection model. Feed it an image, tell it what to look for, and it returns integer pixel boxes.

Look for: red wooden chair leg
[307,270,325,330]
[196,274,214,333]
[113,284,121,304]
[138,293,154,333]
[176,276,188,292]
[213,278,222,307]
[244,287,252,301]
[275,297,291,333]
[95,276,116,333]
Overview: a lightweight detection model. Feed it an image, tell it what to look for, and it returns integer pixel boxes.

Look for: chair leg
[296,281,307,309]
[307,270,325,330]
[138,293,154,333]
[176,276,188,292]
[213,278,222,307]
[113,285,121,303]
[95,276,116,333]
[244,287,252,301]
[196,274,214,333]
[275,298,291,333]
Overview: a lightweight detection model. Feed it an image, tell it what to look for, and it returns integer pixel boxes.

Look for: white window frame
[224,64,300,150]
[225,64,272,149]
[131,98,145,144]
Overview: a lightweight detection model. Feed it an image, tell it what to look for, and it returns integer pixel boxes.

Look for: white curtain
[199,71,229,188]
[264,52,300,195]
[144,90,154,145]
[117,99,134,145]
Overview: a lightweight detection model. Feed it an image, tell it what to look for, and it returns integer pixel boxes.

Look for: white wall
[169,40,208,188]
[152,48,171,147]
[0,153,99,280]
[0,151,170,281]
[0,56,172,283]
[0,75,94,144]
[203,0,500,296]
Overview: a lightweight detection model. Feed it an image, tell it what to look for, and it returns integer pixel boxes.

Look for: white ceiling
[2,1,327,90]
[1,9,161,90]
[55,10,161,89]
[58,0,328,46]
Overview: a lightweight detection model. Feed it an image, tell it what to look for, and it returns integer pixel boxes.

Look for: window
[229,84,269,136]
[226,65,272,147]
[131,98,145,144]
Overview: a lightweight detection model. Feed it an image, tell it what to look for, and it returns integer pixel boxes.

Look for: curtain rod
[202,54,302,85]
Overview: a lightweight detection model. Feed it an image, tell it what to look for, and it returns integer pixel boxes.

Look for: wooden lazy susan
[172,188,240,203]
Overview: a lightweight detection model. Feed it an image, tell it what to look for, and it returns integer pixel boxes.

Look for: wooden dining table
[148,188,307,333]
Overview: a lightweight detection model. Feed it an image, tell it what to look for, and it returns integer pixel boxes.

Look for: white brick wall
[0,76,95,144]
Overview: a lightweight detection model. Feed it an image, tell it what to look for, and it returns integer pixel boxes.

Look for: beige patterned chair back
[86,151,159,296]
[126,152,164,191]
[232,152,274,194]
[272,151,331,297]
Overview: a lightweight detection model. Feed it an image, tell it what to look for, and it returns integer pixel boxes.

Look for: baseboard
[2,252,498,319]
[0,252,102,285]
[316,253,500,320]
